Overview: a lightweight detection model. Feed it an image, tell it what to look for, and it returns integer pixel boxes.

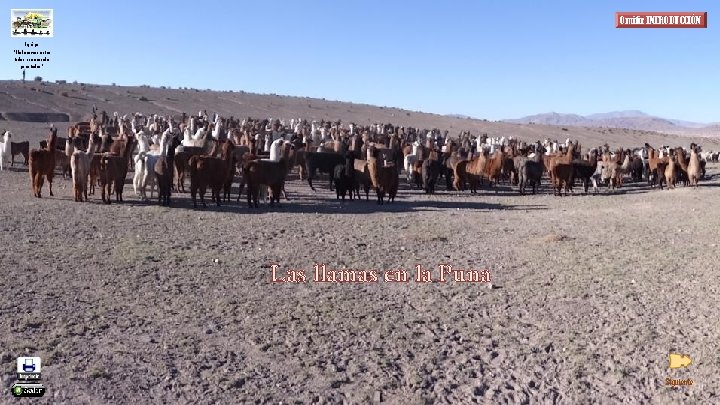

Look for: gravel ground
[1,147,719,403]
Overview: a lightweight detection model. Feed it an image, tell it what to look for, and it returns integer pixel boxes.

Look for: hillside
[1,80,719,150]
[504,110,719,137]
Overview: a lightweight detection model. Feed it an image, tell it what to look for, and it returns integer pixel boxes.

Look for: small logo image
[11,9,53,37]
[16,357,41,374]
[668,353,692,369]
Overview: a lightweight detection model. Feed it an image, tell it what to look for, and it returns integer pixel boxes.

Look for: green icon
[12,386,23,396]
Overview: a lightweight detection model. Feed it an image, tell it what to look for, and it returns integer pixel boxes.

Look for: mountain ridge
[502,110,715,133]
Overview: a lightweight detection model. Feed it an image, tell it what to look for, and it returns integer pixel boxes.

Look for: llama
[190,141,235,208]
[266,138,285,162]
[70,135,96,202]
[154,135,182,206]
[29,127,58,198]
[137,130,170,201]
[687,145,701,187]
[366,145,399,204]
[132,131,151,196]
[100,136,136,204]
[664,153,677,190]
[0,131,10,170]
[242,142,291,208]
[403,140,421,184]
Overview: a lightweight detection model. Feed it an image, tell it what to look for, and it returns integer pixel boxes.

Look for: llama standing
[0,131,10,170]
[132,131,151,197]
[138,129,170,200]
[29,127,58,198]
[70,135,96,202]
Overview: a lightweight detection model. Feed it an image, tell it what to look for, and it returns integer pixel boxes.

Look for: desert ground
[2,81,720,404]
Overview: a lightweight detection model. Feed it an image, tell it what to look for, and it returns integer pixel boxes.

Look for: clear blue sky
[2,1,718,122]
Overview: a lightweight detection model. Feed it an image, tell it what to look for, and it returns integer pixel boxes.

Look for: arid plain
[1,81,720,403]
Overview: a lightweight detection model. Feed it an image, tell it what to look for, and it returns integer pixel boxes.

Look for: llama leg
[149,178,156,199]
[143,169,152,199]
[282,186,290,201]
[133,170,141,196]
[47,172,54,196]
[31,173,37,197]
[37,174,44,198]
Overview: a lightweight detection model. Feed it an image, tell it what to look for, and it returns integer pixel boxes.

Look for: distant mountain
[586,110,650,120]
[667,119,709,129]
[503,110,713,133]
[504,112,587,126]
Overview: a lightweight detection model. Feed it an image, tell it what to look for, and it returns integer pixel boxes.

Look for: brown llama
[28,127,57,198]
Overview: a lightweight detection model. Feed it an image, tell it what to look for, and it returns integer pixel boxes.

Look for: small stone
[214,259,219,264]
[374,390,382,403]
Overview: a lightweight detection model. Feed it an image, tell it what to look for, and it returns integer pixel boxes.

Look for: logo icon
[10,9,53,37]
[668,353,692,369]
[12,385,23,396]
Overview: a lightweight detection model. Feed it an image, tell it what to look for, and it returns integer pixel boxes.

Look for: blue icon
[16,357,42,377]
[23,359,35,372]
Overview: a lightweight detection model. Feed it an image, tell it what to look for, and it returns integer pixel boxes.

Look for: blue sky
[2,1,718,122]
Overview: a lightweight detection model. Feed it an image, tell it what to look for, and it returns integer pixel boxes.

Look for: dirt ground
[2,128,720,403]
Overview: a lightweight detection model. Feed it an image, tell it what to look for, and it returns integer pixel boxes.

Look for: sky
[2,1,718,123]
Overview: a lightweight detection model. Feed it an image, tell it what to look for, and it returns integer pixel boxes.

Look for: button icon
[11,383,45,397]
[16,357,41,381]
[17,357,41,373]
[668,353,692,369]
[23,359,35,372]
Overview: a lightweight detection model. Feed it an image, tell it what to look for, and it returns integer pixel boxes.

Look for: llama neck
[159,134,168,157]
[87,139,96,160]
[48,133,57,151]
[690,150,699,162]
[123,138,135,161]
[65,137,74,156]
